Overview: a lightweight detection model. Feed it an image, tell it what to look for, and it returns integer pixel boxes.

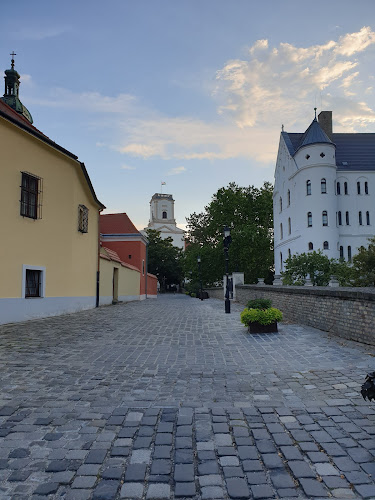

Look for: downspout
[96,210,102,307]
[145,240,148,299]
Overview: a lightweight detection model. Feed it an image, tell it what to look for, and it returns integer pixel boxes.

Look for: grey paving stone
[219,456,239,466]
[151,460,171,475]
[72,476,97,488]
[280,446,303,460]
[77,464,101,475]
[354,484,375,498]
[344,470,372,484]
[92,479,119,499]
[146,483,171,499]
[299,478,329,497]
[102,467,123,479]
[270,471,295,488]
[175,449,194,463]
[201,486,225,499]
[120,482,144,499]
[124,464,147,482]
[237,446,258,460]
[277,487,299,497]
[51,470,75,484]
[33,482,59,495]
[174,482,196,497]
[226,478,250,498]
[347,447,373,463]
[174,463,194,482]
[223,466,244,478]
[250,484,275,499]
[246,472,267,484]
[198,461,219,475]
[199,474,223,486]
[130,449,151,464]
[85,449,107,464]
[8,470,31,481]
[315,463,339,476]
[262,453,284,469]
[242,460,263,472]
[307,452,330,463]
[288,461,316,478]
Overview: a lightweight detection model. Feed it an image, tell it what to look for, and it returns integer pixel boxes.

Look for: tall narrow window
[287,189,290,206]
[340,246,344,259]
[280,223,283,240]
[344,182,348,195]
[162,211,167,219]
[279,197,282,212]
[336,182,341,195]
[346,211,350,225]
[365,181,369,194]
[307,212,312,227]
[306,180,311,195]
[338,211,342,226]
[78,205,89,233]
[288,217,291,235]
[288,248,291,258]
[357,181,361,195]
[308,242,313,251]
[280,252,283,271]
[25,269,42,297]
[20,172,42,219]
[322,211,328,226]
[348,246,352,262]
[323,241,329,250]
[359,211,363,225]
[321,178,327,194]
[366,211,370,225]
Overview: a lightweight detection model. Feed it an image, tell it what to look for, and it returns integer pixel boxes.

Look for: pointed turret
[1,53,33,123]
[297,108,332,151]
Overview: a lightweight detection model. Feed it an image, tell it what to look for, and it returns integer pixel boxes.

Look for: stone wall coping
[236,284,375,301]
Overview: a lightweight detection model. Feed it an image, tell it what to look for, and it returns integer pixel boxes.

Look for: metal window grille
[78,205,89,233]
[25,269,42,297]
[20,172,43,219]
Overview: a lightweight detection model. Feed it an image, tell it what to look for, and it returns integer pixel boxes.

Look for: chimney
[318,111,333,140]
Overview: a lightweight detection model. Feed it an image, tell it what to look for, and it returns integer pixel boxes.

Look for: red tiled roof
[100,246,140,273]
[100,213,139,234]
[101,247,122,263]
[0,99,51,139]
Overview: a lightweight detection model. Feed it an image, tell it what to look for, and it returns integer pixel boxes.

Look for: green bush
[240,307,283,326]
[190,292,196,298]
[246,298,272,310]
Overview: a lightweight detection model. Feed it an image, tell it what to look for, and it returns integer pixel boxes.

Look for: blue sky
[2,1,375,229]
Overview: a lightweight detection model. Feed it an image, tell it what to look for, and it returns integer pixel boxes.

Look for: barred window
[20,172,42,219]
[25,269,42,298]
[78,205,89,233]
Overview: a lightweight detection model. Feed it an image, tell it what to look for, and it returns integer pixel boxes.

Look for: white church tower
[145,193,185,250]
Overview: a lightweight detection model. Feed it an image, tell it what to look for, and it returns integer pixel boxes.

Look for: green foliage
[281,251,331,286]
[185,182,274,286]
[190,292,196,298]
[146,229,184,290]
[246,298,272,310]
[330,259,356,287]
[352,237,375,286]
[240,307,283,326]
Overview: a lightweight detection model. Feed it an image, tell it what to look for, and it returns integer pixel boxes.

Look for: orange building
[100,213,157,299]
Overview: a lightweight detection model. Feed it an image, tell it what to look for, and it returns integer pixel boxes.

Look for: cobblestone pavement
[1,295,375,500]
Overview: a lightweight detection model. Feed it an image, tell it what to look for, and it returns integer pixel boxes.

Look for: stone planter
[248,321,278,334]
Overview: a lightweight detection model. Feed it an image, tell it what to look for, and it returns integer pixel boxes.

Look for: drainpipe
[96,210,102,307]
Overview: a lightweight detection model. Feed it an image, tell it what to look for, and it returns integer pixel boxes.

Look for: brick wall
[206,286,375,346]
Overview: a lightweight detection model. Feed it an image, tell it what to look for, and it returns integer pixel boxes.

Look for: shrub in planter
[240,307,283,333]
[246,298,272,310]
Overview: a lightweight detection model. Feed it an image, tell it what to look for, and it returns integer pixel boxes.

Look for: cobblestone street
[0,294,375,499]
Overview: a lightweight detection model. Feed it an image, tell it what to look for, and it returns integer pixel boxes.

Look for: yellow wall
[99,258,141,300]
[0,117,100,298]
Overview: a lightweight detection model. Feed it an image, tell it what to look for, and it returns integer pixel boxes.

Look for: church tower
[145,193,185,250]
[1,53,33,123]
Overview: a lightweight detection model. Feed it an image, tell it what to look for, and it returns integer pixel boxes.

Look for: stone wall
[206,285,375,346]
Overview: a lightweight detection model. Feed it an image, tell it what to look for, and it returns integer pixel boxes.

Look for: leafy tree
[146,229,184,291]
[282,250,355,287]
[185,182,274,285]
[352,237,375,286]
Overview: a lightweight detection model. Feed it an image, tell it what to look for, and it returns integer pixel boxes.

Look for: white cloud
[167,166,186,176]
[121,164,136,170]
[335,26,375,56]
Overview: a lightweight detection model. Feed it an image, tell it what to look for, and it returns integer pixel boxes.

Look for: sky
[2,0,375,229]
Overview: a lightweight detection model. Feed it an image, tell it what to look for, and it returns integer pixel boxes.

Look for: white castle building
[273,110,375,276]
[145,193,185,250]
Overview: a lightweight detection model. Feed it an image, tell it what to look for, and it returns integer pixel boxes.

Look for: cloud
[167,166,186,176]
[335,26,375,56]
[121,164,136,170]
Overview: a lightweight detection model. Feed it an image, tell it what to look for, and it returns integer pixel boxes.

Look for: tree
[282,250,355,287]
[185,182,274,285]
[352,237,375,286]
[146,229,184,290]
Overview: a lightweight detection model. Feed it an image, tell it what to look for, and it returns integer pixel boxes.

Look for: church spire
[2,53,33,123]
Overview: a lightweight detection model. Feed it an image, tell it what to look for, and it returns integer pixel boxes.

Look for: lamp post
[223,226,232,313]
[197,255,203,300]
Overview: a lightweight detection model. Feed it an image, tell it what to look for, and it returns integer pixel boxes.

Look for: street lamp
[197,255,203,301]
[223,226,232,313]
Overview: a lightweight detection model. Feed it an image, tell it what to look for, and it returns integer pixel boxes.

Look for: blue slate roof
[299,118,333,149]
[282,130,375,171]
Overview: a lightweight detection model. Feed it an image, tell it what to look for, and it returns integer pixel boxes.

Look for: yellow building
[0,57,105,324]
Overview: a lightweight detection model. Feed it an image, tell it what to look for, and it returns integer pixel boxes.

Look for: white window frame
[22,265,46,299]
